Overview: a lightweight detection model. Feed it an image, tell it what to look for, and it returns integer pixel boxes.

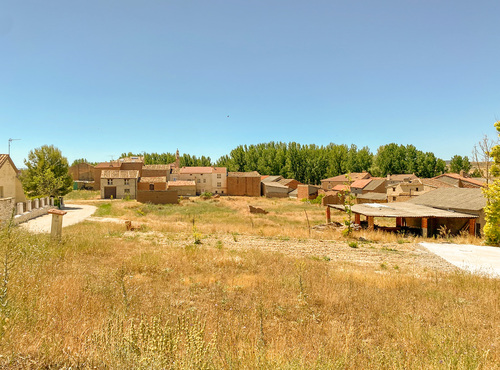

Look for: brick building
[227,172,261,196]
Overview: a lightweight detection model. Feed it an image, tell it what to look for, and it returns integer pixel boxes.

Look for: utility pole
[8,138,20,156]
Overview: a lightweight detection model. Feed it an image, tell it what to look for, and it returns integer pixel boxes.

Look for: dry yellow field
[0,195,498,368]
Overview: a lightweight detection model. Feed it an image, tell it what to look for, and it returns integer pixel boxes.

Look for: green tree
[484,121,500,245]
[449,155,471,174]
[21,145,73,197]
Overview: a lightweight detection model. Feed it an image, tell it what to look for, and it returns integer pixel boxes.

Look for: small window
[124,188,130,194]
[124,179,130,185]
[393,196,396,201]
[217,174,221,178]
[203,179,206,183]
[149,183,154,191]
[415,187,419,191]
[392,187,396,192]
[107,179,113,185]
[217,182,221,187]
[197,179,201,183]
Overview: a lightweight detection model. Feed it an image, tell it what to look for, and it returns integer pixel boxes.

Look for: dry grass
[0,196,497,368]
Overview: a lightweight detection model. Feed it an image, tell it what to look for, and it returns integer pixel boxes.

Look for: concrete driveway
[420,242,500,278]
[20,204,97,233]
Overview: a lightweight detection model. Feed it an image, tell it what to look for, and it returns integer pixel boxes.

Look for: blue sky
[1,0,499,167]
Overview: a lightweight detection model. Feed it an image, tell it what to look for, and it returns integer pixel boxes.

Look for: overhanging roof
[328,202,478,219]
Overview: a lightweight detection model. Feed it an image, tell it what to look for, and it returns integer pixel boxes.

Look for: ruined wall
[227,177,261,196]
[137,190,178,204]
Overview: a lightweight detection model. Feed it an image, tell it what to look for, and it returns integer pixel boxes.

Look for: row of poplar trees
[134,142,448,185]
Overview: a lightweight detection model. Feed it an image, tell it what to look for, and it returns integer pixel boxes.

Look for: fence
[0,196,56,225]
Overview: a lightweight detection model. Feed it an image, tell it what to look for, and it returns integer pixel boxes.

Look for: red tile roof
[0,154,19,172]
[140,176,167,183]
[101,170,139,179]
[179,167,226,174]
[433,173,485,187]
[332,184,350,191]
[350,179,373,189]
[321,172,371,182]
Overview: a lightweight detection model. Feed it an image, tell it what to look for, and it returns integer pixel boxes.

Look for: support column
[396,217,402,227]
[421,218,428,237]
[367,216,374,231]
[48,209,67,240]
[326,206,331,224]
[469,218,476,236]
[34,198,39,209]
[26,200,32,212]
[40,198,45,207]
[355,213,361,225]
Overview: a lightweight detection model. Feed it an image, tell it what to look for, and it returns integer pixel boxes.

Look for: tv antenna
[8,138,20,156]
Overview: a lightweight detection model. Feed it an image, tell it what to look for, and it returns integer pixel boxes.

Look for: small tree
[449,155,472,174]
[472,134,497,184]
[21,145,73,198]
[338,174,356,236]
[483,121,500,246]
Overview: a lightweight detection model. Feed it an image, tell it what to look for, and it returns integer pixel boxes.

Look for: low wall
[0,198,15,223]
[0,197,57,226]
[137,190,178,204]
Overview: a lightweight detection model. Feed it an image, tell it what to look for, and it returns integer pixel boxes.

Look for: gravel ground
[19,204,97,233]
[118,229,458,274]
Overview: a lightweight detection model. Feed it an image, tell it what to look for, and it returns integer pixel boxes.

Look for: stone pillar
[326,206,331,223]
[421,218,428,237]
[367,216,374,230]
[59,196,64,208]
[48,209,67,240]
[469,219,476,236]
[355,213,361,225]
[26,200,32,212]
[40,198,45,207]
[16,202,24,215]
[34,198,40,209]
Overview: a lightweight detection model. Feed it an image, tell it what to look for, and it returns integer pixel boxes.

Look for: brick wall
[227,177,261,196]
[297,185,319,200]
[137,190,178,204]
[138,182,167,191]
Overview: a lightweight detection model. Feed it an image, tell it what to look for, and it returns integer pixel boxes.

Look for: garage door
[104,186,117,199]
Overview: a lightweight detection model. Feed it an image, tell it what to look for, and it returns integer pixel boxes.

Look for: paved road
[420,242,500,278]
[19,204,97,233]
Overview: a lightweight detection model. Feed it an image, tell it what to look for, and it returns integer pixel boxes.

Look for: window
[149,184,154,191]
[217,174,221,178]
[393,197,396,201]
[0,186,3,198]
[124,179,130,185]
[124,189,130,194]
[203,179,206,183]
[197,179,201,183]
[392,187,396,192]
[107,179,113,185]
[415,187,419,191]
[217,182,221,187]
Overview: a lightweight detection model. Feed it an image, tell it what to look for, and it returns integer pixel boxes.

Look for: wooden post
[396,217,402,227]
[469,218,476,236]
[326,206,331,224]
[421,218,428,237]
[367,216,374,230]
[355,213,361,225]
[48,209,67,240]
